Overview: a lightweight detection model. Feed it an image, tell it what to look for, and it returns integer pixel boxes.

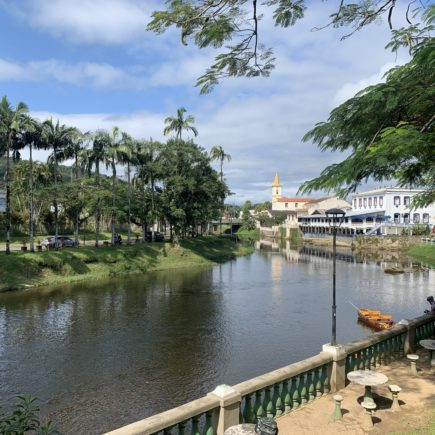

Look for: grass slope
[0,237,253,292]
[405,244,435,267]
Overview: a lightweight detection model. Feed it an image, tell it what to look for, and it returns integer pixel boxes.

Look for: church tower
[272,172,282,204]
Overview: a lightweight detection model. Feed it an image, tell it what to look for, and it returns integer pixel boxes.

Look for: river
[0,240,433,434]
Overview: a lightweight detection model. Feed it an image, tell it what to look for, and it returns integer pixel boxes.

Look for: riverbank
[405,244,435,267]
[0,237,253,292]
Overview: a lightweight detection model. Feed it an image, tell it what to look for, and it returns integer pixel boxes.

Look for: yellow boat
[358,308,395,331]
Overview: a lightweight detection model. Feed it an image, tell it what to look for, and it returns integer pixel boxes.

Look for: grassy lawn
[0,236,253,292]
[405,244,435,268]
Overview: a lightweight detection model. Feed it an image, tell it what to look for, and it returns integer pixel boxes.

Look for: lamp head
[325,208,345,227]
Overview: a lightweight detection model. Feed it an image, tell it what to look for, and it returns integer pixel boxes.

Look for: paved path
[277,348,435,434]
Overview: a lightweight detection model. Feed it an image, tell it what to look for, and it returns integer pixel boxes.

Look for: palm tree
[17,119,43,252]
[163,107,198,139]
[57,130,89,246]
[119,133,136,245]
[0,96,30,255]
[210,145,231,182]
[42,118,78,249]
[210,145,231,234]
[103,126,130,245]
[85,130,110,247]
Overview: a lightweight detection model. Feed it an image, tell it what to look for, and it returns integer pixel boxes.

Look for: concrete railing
[105,313,435,435]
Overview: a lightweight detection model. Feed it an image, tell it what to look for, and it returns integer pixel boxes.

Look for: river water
[0,240,433,434]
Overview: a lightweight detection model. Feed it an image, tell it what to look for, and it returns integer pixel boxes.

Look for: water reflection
[0,240,433,434]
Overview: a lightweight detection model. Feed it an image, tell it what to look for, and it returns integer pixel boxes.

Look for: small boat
[358,308,395,331]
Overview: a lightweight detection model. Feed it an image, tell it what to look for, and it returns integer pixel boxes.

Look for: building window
[276,189,279,194]
[368,197,372,206]
[394,196,400,206]
[403,213,410,224]
[394,213,400,223]
[353,199,357,208]
[379,196,383,206]
[423,213,429,223]
[295,203,298,208]
[285,203,288,208]
[404,196,410,206]
[413,213,420,223]
[359,198,362,207]
[363,198,367,207]
[374,197,377,206]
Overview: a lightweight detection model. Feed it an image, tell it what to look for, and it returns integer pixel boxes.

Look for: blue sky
[0,0,412,203]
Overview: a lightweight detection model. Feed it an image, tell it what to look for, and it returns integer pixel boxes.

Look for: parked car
[40,236,77,249]
[145,231,164,242]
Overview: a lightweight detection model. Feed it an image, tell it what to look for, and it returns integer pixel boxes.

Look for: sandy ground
[277,349,435,435]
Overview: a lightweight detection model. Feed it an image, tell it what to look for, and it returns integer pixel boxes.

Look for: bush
[0,395,60,434]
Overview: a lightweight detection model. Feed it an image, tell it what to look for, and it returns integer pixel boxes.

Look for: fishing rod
[346,299,360,311]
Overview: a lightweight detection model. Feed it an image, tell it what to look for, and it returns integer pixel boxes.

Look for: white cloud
[3,0,149,45]
[0,58,148,89]
[332,59,408,106]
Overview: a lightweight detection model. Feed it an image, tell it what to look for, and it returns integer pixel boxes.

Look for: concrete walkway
[277,348,435,434]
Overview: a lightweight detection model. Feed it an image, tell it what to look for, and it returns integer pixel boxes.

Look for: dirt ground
[276,349,435,435]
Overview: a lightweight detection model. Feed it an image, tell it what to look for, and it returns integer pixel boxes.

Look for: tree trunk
[53,147,59,250]
[29,141,34,252]
[150,175,155,242]
[127,162,131,245]
[111,160,116,246]
[95,163,100,247]
[5,138,11,255]
[74,154,79,247]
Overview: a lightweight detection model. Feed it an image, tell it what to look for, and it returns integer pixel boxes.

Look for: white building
[268,173,351,227]
[298,187,435,236]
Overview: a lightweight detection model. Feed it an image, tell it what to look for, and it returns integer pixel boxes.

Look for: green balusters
[306,371,315,402]
[282,379,291,413]
[299,374,307,406]
[399,334,405,357]
[345,356,352,376]
[163,426,173,435]
[263,386,274,418]
[290,377,300,410]
[322,364,330,395]
[203,410,214,435]
[273,383,283,416]
[370,345,377,369]
[253,390,264,423]
[243,394,254,424]
[315,367,323,397]
[360,349,367,370]
[379,341,385,365]
[178,421,187,435]
[351,353,358,371]
[191,416,200,435]
[394,335,401,359]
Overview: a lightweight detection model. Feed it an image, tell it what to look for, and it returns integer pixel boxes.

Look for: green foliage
[299,15,435,207]
[401,224,430,236]
[0,395,59,435]
[148,1,431,93]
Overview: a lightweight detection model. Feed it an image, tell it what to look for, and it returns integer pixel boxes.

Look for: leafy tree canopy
[148,0,432,93]
[299,9,434,207]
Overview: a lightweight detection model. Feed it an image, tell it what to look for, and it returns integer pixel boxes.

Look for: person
[424,296,435,314]
[118,234,122,245]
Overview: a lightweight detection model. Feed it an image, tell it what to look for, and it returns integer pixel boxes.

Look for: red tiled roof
[277,198,314,203]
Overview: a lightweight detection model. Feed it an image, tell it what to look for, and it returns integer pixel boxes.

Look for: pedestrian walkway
[277,348,435,434]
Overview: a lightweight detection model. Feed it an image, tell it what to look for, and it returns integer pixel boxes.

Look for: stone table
[419,339,435,367]
[347,370,388,405]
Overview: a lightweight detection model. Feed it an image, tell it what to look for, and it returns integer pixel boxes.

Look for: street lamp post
[325,208,346,346]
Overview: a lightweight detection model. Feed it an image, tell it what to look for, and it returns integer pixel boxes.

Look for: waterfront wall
[105,314,435,435]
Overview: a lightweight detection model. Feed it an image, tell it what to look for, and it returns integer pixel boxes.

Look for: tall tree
[103,127,129,245]
[148,0,432,93]
[120,133,136,245]
[299,22,435,206]
[163,107,198,139]
[42,118,78,249]
[85,130,110,247]
[210,145,231,182]
[0,96,30,255]
[56,129,89,245]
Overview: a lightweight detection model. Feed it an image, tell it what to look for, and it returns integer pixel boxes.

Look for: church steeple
[272,172,282,203]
